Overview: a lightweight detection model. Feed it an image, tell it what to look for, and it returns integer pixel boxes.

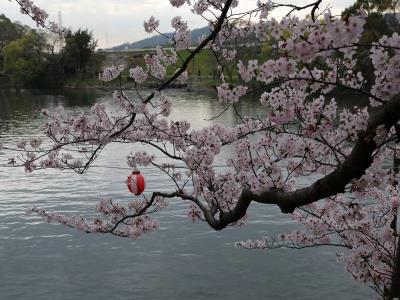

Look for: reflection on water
[0,88,370,300]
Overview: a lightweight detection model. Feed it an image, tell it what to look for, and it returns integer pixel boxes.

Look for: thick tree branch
[201,94,400,230]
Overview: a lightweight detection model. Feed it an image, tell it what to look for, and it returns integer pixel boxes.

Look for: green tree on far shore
[3,30,48,87]
[62,29,97,77]
[0,14,29,71]
[342,0,399,15]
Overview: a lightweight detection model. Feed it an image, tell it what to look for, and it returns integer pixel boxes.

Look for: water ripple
[0,89,370,300]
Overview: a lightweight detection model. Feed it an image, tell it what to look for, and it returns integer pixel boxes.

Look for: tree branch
[197,94,400,230]
[108,0,234,141]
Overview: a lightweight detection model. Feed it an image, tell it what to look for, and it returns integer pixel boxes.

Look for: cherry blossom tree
[4,0,400,298]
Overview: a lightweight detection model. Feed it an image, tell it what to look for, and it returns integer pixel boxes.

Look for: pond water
[0,88,370,300]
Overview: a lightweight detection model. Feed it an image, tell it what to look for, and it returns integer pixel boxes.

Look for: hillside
[110,26,211,50]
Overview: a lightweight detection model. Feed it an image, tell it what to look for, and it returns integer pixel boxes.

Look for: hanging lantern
[127,170,146,195]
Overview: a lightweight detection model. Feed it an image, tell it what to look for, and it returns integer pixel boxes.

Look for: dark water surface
[0,88,370,299]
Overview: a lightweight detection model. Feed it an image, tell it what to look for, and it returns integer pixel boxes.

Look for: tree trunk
[390,236,400,299]
[389,154,400,299]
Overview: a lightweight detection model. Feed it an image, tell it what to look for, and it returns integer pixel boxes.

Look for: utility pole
[57,9,64,52]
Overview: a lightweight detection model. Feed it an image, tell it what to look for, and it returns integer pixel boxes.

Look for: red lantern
[127,170,146,195]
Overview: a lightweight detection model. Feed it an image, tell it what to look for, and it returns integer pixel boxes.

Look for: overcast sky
[1,0,354,48]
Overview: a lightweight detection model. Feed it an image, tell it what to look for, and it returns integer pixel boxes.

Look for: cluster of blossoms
[127,152,155,169]
[176,70,189,82]
[10,0,400,297]
[101,47,180,86]
[99,65,125,82]
[143,47,179,80]
[221,49,237,61]
[257,0,274,19]
[169,0,186,8]
[27,196,163,239]
[16,0,48,27]
[129,66,148,83]
[143,16,160,33]
[370,33,400,105]
[171,17,191,50]
[144,14,192,50]
[217,83,248,103]
[237,59,258,82]
[14,0,63,33]
[237,185,398,290]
